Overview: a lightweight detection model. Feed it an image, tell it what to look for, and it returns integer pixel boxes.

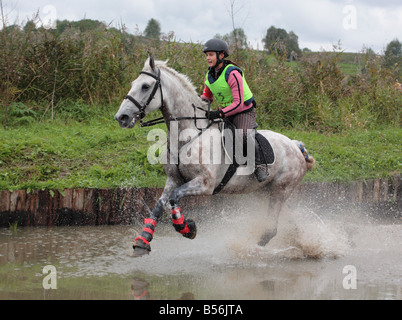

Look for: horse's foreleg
[169,176,213,240]
[133,177,179,257]
[171,206,197,240]
[133,197,166,257]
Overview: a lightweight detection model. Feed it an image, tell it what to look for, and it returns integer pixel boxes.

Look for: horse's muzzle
[114,113,136,129]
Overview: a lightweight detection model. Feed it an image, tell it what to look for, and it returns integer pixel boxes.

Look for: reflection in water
[131,278,150,300]
[0,203,401,300]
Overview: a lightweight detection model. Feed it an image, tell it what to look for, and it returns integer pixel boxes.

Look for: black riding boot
[254,139,269,182]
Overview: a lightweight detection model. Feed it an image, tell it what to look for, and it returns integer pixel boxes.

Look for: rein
[139,104,210,129]
[124,68,212,129]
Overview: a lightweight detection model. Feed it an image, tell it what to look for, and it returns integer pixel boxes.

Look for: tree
[384,39,402,66]
[144,18,161,40]
[263,26,287,51]
[287,31,301,59]
[216,27,248,50]
[23,20,37,33]
[224,0,249,56]
[384,39,402,79]
[263,26,301,59]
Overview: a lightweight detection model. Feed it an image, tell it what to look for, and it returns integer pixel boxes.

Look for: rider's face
[205,52,224,68]
[205,52,217,67]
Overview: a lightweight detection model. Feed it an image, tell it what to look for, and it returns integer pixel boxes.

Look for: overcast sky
[2,0,402,53]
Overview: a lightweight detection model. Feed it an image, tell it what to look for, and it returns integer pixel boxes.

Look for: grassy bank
[0,108,165,191]
[0,106,400,192]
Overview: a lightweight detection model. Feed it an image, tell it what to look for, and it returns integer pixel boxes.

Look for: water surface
[0,202,401,300]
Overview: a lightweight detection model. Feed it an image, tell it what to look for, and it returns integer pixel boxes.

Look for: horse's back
[257,130,302,157]
[257,129,307,184]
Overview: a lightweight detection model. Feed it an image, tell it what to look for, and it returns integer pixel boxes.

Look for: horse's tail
[295,141,316,171]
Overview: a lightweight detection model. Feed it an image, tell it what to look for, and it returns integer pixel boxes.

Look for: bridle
[124,68,214,129]
[124,69,164,126]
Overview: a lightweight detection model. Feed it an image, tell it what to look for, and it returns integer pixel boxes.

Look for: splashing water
[0,192,400,300]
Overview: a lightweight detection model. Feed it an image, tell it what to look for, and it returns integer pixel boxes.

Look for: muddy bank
[0,175,400,227]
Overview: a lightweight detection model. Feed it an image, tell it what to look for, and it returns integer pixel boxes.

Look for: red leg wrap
[171,207,181,215]
[135,236,150,246]
[144,218,157,227]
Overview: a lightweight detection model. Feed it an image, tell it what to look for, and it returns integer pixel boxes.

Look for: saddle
[213,121,275,194]
[220,121,275,166]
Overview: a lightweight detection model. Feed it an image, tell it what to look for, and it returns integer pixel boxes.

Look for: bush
[1,19,401,132]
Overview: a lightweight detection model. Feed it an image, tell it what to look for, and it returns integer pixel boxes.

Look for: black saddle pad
[222,121,275,166]
[255,132,275,165]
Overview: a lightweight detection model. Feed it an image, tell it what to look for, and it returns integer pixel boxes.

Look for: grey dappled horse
[115,57,315,257]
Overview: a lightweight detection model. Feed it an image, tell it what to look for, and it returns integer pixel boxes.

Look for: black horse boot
[254,139,269,182]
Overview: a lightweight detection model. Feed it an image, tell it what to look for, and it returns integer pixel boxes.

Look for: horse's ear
[149,54,156,71]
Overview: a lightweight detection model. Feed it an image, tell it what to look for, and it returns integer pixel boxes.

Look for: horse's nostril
[117,114,129,122]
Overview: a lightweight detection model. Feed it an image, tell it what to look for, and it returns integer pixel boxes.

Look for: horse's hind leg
[258,191,286,247]
[258,229,278,247]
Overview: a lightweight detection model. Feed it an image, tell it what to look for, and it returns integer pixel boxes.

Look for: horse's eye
[142,84,151,91]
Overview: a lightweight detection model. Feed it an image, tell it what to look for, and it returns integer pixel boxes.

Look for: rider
[201,38,269,182]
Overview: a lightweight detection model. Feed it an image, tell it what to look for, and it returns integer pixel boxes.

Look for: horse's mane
[154,60,199,98]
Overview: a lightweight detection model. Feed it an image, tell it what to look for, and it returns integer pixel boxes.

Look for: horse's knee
[258,229,277,247]
[169,190,180,208]
[151,199,165,220]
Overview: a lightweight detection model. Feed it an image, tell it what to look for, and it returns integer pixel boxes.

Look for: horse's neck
[162,73,208,132]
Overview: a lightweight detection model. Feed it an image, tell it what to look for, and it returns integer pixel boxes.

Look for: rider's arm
[220,70,244,117]
[200,84,214,102]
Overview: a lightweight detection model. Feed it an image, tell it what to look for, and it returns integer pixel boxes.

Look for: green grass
[0,108,167,191]
[0,105,400,191]
[283,128,401,182]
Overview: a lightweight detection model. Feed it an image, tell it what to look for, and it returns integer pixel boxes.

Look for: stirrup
[254,166,269,182]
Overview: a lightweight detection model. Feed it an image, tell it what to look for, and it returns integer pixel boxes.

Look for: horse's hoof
[132,239,151,258]
[183,219,197,240]
[133,246,151,258]
[258,229,277,247]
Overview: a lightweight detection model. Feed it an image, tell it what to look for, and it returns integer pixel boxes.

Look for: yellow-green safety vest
[205,64,253,107]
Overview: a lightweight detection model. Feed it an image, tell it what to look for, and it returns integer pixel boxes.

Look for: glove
[205,109,224,120]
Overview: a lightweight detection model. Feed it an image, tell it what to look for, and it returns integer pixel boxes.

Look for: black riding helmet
[203,38,230,57]
[203,39,230,68]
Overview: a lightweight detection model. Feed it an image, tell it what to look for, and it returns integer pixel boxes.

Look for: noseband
[124,68,164,123]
